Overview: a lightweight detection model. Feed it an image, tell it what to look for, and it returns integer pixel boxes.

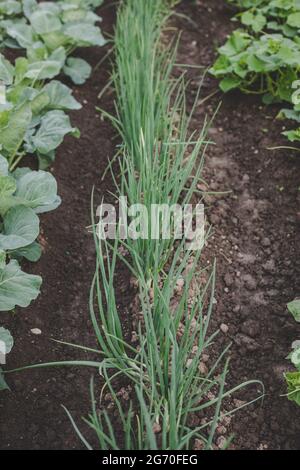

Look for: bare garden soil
[0,0,299,450]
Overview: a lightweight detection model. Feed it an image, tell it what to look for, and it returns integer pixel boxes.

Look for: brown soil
[0,1,125,450]
[0,0,300,451]
[174,0,300,451]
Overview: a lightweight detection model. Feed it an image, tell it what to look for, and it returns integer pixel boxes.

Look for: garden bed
[0,0,299,450]
[0,2,123,450]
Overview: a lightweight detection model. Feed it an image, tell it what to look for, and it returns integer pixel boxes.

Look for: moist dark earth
[174,0,300,450]
[0,0,300,450]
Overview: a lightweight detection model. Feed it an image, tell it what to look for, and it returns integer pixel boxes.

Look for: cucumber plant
[210,0,300,143]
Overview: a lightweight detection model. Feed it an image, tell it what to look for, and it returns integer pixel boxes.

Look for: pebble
[202,353,210,363]
[263,259,275,273]
[30,328,42,335]
[224,273,233,287]
[194,439,205,450]
[186,358,193,368]
[217,436,227,449]
[217,425,227,435]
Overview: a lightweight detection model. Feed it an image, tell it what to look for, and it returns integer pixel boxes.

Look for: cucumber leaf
[43,80,81,110]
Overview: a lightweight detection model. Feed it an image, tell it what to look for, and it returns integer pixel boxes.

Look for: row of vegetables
[0,0,105,388]
[210,0,300,144]
[211,0,300,407]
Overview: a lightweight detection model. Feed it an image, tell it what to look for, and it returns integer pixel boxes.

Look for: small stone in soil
[30,328,42,335]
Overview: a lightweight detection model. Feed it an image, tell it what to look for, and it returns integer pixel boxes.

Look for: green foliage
[63,57,92,85]
[211,0,300,144]
[0,1,105,320]
[60,0,263,450]
[0,0,105,83]
[287,299,300,322]
[0,54,81,169]
[0,154,60,311]
[0,326,13,353]
[0,259,41,311]
[285,300,300,406]
[285,371,300,406]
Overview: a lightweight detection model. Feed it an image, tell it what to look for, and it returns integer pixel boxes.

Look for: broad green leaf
[285,371,300,406]
[38,2,61,15]
[62,8,87,23]
[23,0,38,19]
[0,327,13,354]
[29,91,50,115]
[43,80,81,110]
[291,80,300,106]
[37,150,55,170]
[220,76,242,92]
[282,128,300,142]
[25,46,66,80]
[0,54,14,85]
[63,57,92,84]
[11,241,42,262]
[25,59,62,80]
[30,10,62,35]
[0,1,21,15]
[41,31,68,51]
[287,12,300,28]
[26,42,48,63]
[287,299,300,322]
[63,23,106,47]
[0,206,39,251]
[0,156,8,176]
[32,110,80,154]
[14,57,29,84]
[48,46,66,66]
[0,175,16,198]
[15,170,61,213]
[241,11,266,32]
[279,108,300,122]
[0,250,5,268]
[291,348,300,369]
[247,54,266,72]
[5,23,35,49]
[19,88,50,115]
[0,103,32,159]
[0,259,42,311]
[86,0,104,6]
